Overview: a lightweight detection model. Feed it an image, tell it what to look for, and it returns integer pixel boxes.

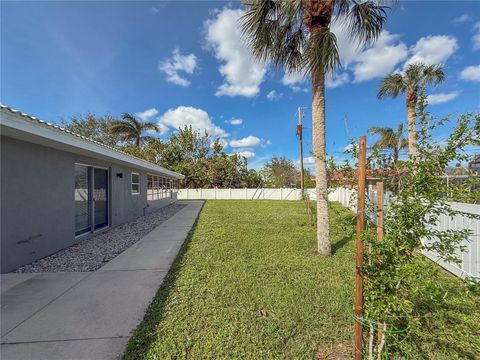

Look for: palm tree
[110,113,159,147]
[241,0,389,255]
[368,123,408,169]
[377,63,444,158]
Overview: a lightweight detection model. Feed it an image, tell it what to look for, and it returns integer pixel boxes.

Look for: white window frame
[131,172,140,195]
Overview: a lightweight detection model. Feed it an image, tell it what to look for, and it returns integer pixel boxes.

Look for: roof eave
[0,106,185,180]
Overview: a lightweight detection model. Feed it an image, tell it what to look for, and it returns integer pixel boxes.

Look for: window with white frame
[147,174,175,200]
[131,172,140,194]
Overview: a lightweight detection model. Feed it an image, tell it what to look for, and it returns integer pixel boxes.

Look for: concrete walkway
[0,201,203,360]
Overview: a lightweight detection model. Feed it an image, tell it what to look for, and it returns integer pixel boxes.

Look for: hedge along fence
[178,187,480,280]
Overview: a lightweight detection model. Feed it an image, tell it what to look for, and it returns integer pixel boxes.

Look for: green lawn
[123,200,480,359]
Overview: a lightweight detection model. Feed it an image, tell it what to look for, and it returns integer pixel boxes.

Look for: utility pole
[296,107,305,197]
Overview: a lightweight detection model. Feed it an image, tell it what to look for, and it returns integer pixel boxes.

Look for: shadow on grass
[122,201,206,360]
[329,203,356,255]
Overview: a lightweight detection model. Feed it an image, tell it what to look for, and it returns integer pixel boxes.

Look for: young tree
[261,156,297,188]
[377,63,445,158]
[297,167,316,188]
[109,113,159,147]
[241,0,389,255]
[368,123,408,169]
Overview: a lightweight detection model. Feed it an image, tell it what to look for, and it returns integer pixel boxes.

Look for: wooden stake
[298,107,305,197]
[354,136,367,360]
[376,181,385,355]
[376,182,384,242]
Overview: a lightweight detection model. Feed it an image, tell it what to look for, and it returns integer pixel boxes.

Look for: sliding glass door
[74,164,109,236]
[74,164,91,236]
[93,168,108,230]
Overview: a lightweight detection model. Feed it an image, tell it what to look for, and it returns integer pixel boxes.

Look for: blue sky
[2,1,480,169]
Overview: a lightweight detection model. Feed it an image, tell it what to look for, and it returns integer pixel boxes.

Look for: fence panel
[177,188,303,201]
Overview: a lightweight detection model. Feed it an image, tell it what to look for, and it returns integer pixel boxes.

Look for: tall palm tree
[368,123,408,169]
[241,0,389,255]
[110,113,159,147]
[377,63,444,158]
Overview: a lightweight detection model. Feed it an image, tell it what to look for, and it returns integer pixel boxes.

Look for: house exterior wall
[1,136,176,273]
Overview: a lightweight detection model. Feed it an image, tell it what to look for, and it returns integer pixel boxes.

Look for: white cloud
[282,73,308,92]
[281,72,308,92]
[404,35,458,68]
[229,118,243,125]
[353,31,408,82]
[282,72,305,86]
[330,17,363,67]
[326,72,350,88]
[158,106,227,137]
[236,151,256,159]
[473,22,480,50]
[136,108,159,122]
[158,48,197,87]
[282,70,349,90]
[453,14,472,23]
[303,156,316,164]
[460,65,480,82]
[229,135,261,148]
[344,144,354,152]
[427,91,460,105]
[151,6,159,14]
[205,8,266,97]
[266,90,283,101]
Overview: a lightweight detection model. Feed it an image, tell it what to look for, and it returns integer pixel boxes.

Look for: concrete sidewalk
[0,201,203,360]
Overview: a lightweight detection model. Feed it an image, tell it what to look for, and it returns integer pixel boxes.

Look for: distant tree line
[62,114,311,189]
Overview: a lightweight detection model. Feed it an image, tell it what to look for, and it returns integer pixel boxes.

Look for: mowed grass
[124,201,356,359]
[123,200,480,359]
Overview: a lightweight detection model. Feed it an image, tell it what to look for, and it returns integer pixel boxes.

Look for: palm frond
[142,122,160,133]
[241,0,306,73]
[345,1,388,45]
[109,121,136,134]
[121,113,138,124]
[422,64,445,86]
[377,73,405,99]
[303,28,340,75]
[368,123,408,152]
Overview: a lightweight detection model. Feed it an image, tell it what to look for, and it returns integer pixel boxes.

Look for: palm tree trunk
[136,136,140,147]
[393,148,399,170]
[406,101,417,158]
[312,68,331,256]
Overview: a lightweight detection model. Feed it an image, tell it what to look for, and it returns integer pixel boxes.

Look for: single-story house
[0,104,184,273]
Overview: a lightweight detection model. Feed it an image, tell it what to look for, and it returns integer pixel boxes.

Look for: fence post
[200,188,203,200]
[186,188,189,200]
[215,187,217,200]
[376,182,384,242]
[354,136,367,360]
[245,187,248,200]
[280,187,283,200]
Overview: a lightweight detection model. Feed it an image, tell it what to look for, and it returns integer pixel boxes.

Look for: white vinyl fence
[178,188,303,200]
[177,187,354,202]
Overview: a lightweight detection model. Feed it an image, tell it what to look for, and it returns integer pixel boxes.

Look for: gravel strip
[14,203,186,273]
